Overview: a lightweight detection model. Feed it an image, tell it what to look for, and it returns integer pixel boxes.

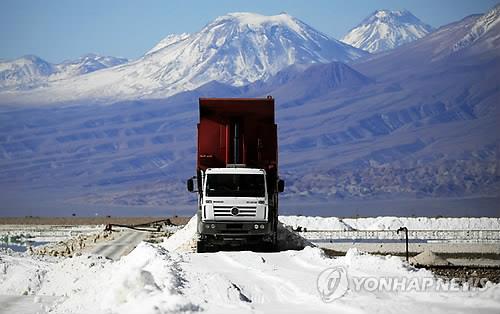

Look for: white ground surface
[279,216,500,230]
[1,216,499,313]
[88,230,147,260]
[0,225,103,246]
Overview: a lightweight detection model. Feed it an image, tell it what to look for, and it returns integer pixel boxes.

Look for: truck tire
[196,240,207,253]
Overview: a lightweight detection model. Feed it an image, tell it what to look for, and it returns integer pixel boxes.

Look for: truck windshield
[206,174,265,197]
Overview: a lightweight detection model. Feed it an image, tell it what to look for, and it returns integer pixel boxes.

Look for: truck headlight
[259,224,265,229]
[254,224,259,230]
[211,224,216,229]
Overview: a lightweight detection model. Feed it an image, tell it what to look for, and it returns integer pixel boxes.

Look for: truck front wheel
[196,240,207,253]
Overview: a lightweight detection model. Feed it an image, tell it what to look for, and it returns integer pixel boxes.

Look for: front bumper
[198,220,272,237]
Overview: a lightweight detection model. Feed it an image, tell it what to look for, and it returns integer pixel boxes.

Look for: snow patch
[146,33,190,55]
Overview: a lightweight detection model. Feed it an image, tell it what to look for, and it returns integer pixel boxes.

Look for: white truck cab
[201,167,268,222]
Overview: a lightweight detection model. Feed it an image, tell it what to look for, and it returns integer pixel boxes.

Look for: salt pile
[410,249,452,266]
[278,215,352,231]
[280,215,500,231]
[276,222,314,250]
[162,215,198,252]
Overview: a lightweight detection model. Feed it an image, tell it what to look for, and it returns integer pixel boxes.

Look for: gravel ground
[322,248,500,286]
[424,266,500,285]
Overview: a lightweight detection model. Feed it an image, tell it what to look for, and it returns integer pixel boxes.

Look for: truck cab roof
[205,168,266,175]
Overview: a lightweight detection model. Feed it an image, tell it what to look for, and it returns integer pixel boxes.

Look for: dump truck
[187,97,284,252]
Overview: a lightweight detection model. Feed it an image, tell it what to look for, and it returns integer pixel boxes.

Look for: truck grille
[213,206,257,217]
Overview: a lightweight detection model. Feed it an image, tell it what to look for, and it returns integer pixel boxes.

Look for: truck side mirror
[187,178,194,192]
[278,179,285,193]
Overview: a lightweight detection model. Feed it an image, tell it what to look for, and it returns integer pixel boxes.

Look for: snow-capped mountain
[0,55,54,90]
[0,54,128,91]
[0,12,367,105]
[146,33,190,55]
[56,54,129,76]
[341,9,433,53]
[453,4,500,52]
[153,12,366,87]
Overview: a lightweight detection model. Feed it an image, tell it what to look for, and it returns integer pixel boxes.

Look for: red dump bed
[197,97,277,178]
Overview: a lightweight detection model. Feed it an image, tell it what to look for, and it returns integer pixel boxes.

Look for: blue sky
[0,0,498,63]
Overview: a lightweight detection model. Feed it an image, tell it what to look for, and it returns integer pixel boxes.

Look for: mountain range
[341,9,434,53]
[0,5,498,216]
[0,10,441,104]
[0,12,367,105]
[0,54,128,91]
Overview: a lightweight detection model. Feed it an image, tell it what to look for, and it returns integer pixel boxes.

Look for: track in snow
[90,230,147,260]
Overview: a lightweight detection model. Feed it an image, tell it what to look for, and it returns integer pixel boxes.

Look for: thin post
[397,227,409,262]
